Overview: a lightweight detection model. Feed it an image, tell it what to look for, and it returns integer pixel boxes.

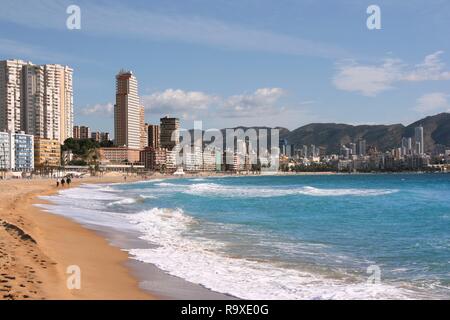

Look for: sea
[38,173,450,299]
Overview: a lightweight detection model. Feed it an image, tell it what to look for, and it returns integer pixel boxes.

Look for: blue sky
[1,0,449,134]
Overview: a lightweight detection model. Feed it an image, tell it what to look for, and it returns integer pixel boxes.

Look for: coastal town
[1,59,450,181]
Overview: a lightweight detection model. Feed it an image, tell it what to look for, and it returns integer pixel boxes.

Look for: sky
[0,0,449,134]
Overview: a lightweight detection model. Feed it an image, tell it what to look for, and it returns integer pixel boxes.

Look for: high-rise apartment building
[140,107,148,148]
[73,125,80,139]
[160,116,180,150]
[0,60,73,143]
[114,70,140,149]
[0,60,31,132]
[358,139,367,156]
[415,126,424,155]
[148,124,160,149]
[79,126,91,140]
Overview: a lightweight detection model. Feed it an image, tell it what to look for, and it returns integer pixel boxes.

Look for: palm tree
[85,148,100,176]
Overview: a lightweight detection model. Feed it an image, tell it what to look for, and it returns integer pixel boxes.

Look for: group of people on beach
[56,177,72,188]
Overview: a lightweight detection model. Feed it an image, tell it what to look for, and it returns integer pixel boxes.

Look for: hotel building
[99,147,141,164]
[114,70,141,149]
[140,147,167,171]
[34,137,61,168]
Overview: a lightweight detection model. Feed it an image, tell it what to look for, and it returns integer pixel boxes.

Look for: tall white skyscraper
[414,126,424,155]
[0,59,32,132]
[114,70,141,149]
[1,60,73,143]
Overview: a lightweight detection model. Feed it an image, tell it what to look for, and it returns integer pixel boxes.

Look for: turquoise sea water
[41,173,450,299]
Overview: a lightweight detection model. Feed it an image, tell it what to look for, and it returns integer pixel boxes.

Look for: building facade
[140,147,167,171]
[34,137,61,168]
[99,147,141,164]
[140,107,147,148]
[160,116,179,150]
[0,60,30,132]
[80,126,91,140]
[22,64,73,143]
[114,70,141,149]
[0,131,34,171]
[0,60,73,143]
[148,124,160,149]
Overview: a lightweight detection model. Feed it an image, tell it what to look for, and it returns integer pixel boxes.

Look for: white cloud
[333,52,450,96]
[403,51,450,81]
[80,103,114,115]
[333,59,402,96]
[415,92,450,113]
[220,88,286,118]
[141,88,287,119]
[82,88,287,120]
[141,89,218,115]
[0,0,347,59]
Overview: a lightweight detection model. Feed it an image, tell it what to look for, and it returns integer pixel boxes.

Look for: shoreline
[0,176,153,300]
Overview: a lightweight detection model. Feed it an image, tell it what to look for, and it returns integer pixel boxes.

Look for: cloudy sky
[1,0,449,134]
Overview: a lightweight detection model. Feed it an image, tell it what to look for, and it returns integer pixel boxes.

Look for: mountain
[280,113,450,154]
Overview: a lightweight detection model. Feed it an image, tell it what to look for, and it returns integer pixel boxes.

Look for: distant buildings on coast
[1,58,449,176]
[0,59,73,175]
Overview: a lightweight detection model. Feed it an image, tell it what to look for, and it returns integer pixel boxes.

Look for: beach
[0,176,153,300]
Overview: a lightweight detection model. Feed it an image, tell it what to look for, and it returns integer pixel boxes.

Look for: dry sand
[0,176,154,300]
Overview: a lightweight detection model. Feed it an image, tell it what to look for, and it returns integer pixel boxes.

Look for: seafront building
[0,60,73,143]
[34,137,61,168]
[114,70,141,149]
[0,131,34,171]
[0,60,31,133]
[99,147,140,164]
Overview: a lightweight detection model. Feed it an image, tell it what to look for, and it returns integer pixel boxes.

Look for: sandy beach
[0,175,154,300]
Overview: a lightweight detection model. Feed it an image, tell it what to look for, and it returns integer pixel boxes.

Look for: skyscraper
[114,70,141,149]
[358,139,366,156]
[0,60,73,143]
[148,124,160,149]
[415,126,424,155]
[160,116,180,150]
[0,59,31,132]
[23,64,74,142]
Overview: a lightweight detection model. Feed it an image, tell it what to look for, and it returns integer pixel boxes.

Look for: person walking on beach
[66,177,71,186]
[56,180,59,187]
[61,178,66,187]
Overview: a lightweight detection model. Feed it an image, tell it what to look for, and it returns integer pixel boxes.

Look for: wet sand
[0,176,152,300]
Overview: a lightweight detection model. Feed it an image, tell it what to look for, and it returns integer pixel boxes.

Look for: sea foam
[126,208,414,300]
